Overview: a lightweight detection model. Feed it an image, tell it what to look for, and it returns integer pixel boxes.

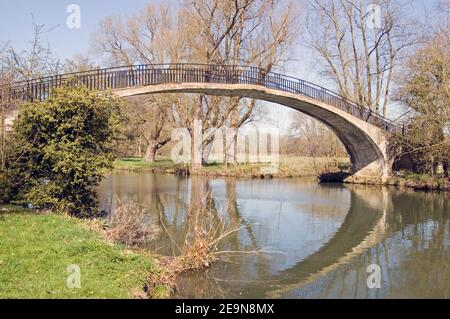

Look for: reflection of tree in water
[384,191,449,298]
[225,179,260,251]
[147,176,262,261]
[170,177,276,298]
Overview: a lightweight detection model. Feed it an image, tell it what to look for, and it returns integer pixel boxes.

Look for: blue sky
[0,0,157,60]
[0,0,440,66]
[0,0,441,126]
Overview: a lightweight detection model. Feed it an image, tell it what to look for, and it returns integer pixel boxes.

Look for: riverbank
[388,173,450,192]
[114,156,350,178]
[0,207,169,299]
[320,171,450,192]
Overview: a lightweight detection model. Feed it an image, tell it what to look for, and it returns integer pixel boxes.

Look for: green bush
[2,85,122,217]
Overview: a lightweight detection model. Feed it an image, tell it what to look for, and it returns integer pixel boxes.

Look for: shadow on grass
[121,157,144,162]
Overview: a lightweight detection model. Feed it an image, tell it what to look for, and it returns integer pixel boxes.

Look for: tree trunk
[202,139,214,165]
[138,136,142,158]
[232,128,238,164]
[224,127,238,166]
[0,103,5,170]
[191,133,202,172]
[443,159,449,178]
[144,140,158,162]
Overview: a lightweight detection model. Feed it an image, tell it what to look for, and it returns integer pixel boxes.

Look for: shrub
[106,198,160,246]
[2,85,122,217]
[178,195,242,271]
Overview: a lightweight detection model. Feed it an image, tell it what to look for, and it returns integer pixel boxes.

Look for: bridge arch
[2,64,401,182]
[115,82,391,183]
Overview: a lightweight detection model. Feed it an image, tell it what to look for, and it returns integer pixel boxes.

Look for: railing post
[260,69,266,87]
[205,66,210,83]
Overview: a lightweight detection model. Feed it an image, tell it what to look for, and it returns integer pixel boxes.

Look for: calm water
[98,172,450,299]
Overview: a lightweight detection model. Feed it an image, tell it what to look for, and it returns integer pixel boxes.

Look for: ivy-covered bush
[1,85,122,217]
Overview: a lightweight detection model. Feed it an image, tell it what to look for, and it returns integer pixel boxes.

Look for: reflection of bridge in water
[264,185,390,298]
[168,180,392,299]
[101,173,390,297]
[98,173,449,298]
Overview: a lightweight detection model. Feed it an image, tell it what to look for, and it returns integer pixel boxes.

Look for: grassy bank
[389,173,450,192]
[0,207,167,299]
[114,156,350,178]
[114,157,175,172]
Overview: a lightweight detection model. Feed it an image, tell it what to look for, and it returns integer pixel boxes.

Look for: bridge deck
[0,64,402,133]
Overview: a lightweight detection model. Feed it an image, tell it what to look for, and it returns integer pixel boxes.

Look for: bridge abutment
[345,157,393,185]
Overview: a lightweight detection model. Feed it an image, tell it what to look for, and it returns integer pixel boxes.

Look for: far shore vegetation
[114,156,351,178]
[114,156,450,192]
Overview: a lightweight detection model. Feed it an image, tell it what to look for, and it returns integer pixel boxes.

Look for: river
[98,172,449,299]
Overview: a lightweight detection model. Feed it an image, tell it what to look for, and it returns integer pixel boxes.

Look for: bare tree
[122,95,175,162]
[91,4,190,161]
[0,16,61,81]
[184,0,299,164]
[92,1,299,167]
[91,4,191,66]
[304,0,419,117]
[64,54,99,73]
[288,112,347,158]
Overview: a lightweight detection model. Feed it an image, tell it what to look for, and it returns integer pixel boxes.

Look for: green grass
[388,171,450,192]
[404,172,435,181]
[0,208,159,299]
[198,156,349,177]
[398,171,449,185]
[114,157,174,171]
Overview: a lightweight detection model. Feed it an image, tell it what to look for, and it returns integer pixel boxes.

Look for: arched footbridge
[0,64,404,183]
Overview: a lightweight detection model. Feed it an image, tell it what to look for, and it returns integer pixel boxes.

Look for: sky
[0,0,153,60]
[0,0,443,130]
[0,0,440,72]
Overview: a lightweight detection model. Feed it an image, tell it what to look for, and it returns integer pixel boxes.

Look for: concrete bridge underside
[114,83,392,183]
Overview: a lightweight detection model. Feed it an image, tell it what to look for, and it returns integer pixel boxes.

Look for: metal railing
[0,63,403,133]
